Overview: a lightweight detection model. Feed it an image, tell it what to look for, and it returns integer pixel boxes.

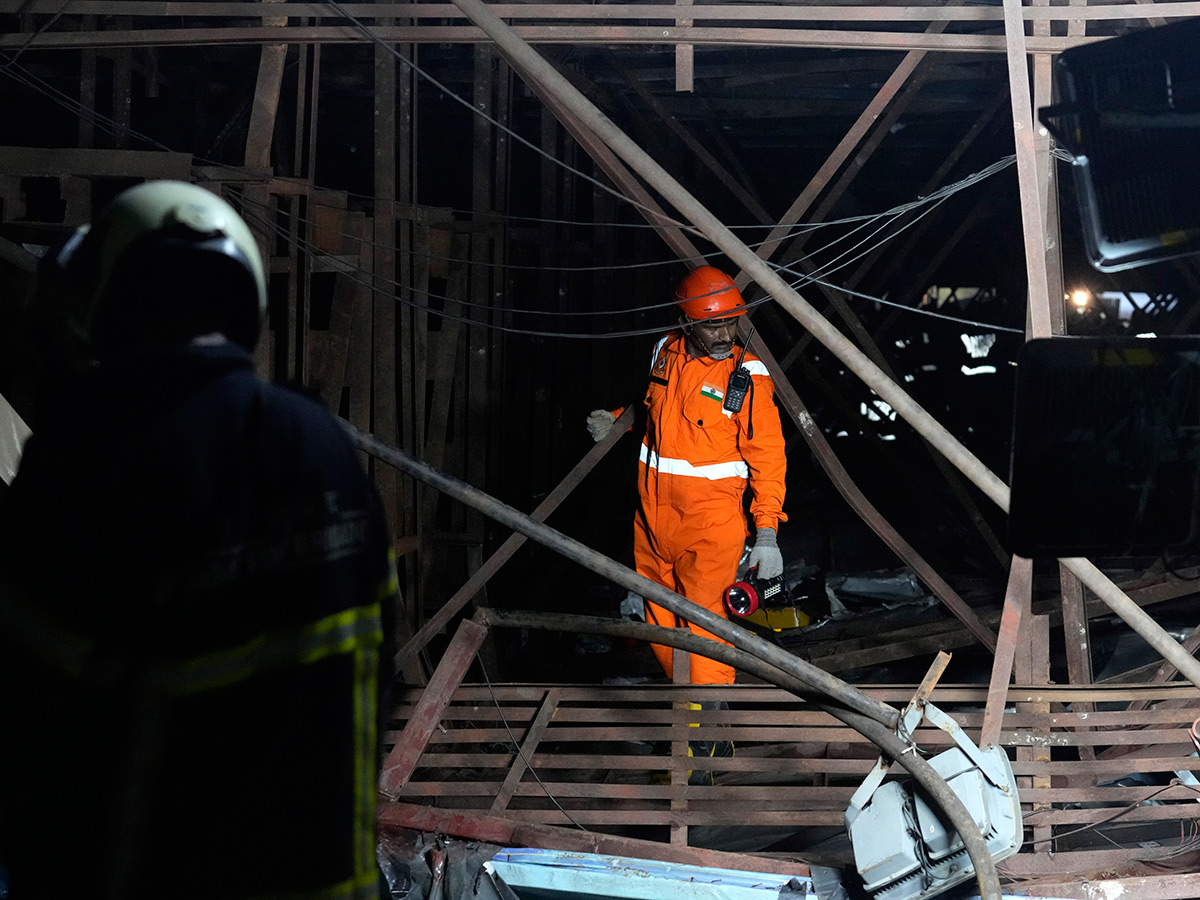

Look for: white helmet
[52,180,267,356]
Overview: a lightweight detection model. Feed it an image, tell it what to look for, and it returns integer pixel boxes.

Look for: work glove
[619,591,645,622]
[587,409,616,442]
[747,527,783,579]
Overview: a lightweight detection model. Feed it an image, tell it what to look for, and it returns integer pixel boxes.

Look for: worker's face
[684,316,739,360]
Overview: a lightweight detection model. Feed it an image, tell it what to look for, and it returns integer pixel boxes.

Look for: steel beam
[378,618,490,798]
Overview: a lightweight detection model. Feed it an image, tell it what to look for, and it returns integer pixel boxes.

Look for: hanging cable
[322,0,709,242]
[235,191,1019,339]
[230,182,1023,338]
[478,660,590,832]
[0,31,1023,339]
[1,0,76,69]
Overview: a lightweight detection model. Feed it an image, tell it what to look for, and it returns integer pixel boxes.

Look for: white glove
[587,409,616,442]
[747,527,783,579]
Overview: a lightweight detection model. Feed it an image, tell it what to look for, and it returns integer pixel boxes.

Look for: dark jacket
[0,341,393,900]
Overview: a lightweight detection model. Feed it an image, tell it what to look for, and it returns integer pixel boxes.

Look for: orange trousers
[633,501,746,684]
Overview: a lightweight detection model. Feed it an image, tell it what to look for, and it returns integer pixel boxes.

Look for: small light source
[1070,289,1091,308]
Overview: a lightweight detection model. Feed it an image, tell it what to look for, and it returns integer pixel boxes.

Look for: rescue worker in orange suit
[587,266,786,777]
[0,181,394,900]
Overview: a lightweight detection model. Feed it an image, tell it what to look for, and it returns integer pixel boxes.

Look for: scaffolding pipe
[345,424,1002,900]
[475,608,1003,899]
[440,0,1200,696]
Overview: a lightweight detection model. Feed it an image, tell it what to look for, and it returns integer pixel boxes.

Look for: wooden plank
[670,648,690,848]
[0,23,1144,52]
[1016,613,1052,856]
[1004,847,1200,877]
[1003,0,1052,337]
[404,221,430,629]
[78,26,97,148]
[405,721,1198,748]
[0,146,191,179]
[490,688,562,814]
[378,618,489,798]
[496,809,847,826]
[468,45,494,538]
[307,204,357,411]
[1016,803,1200,826]
[397,41,418,548]
[674,0,694,92]
[1031,0,1065,336]
[348,216,375,432]
[1006,872,1200,899]
[1022,784,1200,803]
[416,234,468,626]
[12,1,1200,23]
[392,681,1200,706]
[373,27,400,534]
[980,556,1031,748]
[395,702,1200,730]
[284,197,301,381]
[1009,755,1200,775]
[244,0,287,170]
[403,781,860,799]
[377,801,812,877]
[1059,564,1097,760]
[111,29,133,149]
[406,752,870,775]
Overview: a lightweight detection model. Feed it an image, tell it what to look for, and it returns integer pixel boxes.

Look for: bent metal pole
[440,0,1200,694]
[347,421,1002,900]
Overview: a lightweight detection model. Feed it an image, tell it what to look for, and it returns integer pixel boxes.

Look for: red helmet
[674,266,746,320]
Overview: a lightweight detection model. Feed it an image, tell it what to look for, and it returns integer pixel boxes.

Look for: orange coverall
[628,331,787,684]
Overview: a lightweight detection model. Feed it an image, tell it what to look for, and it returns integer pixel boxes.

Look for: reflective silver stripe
[742,360,771,378]
[640,443,748,480]
[648,334,671,373]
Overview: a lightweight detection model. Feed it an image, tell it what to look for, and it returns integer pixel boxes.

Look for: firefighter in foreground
[0,181,394,899]
[587,266,787,779]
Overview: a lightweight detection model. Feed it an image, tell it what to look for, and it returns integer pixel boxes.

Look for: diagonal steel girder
[501,36,996,649]
[446,0,1200,695]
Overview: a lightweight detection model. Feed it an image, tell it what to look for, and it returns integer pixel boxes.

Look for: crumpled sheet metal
[0,390,31,485]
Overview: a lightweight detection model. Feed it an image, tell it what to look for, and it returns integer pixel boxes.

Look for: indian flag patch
[700,382,725,402]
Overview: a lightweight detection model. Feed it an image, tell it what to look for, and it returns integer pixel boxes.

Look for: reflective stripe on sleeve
[639,443,749,480]
[743,360,770,378]
[146,602,383,696]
